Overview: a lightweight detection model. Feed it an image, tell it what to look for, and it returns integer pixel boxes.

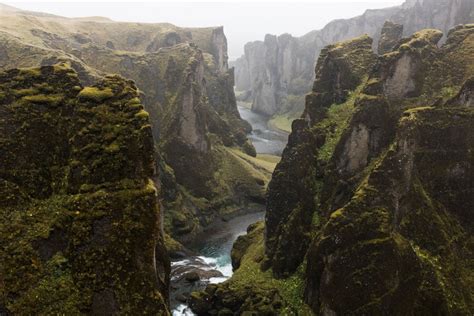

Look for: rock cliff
[378,21,404,55]
[234,0,474,121]
[0,64,170,314]
[191,24,474,315]
[0,5,267,244]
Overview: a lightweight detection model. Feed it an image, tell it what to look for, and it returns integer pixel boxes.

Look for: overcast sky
[5,1,403,59]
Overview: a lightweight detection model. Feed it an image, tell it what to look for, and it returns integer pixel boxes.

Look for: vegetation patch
[196,222,315,315]
[78,87,114,102]
[315,83,363,162]
[268,113,293,133]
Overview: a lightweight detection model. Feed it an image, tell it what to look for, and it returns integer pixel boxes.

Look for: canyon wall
[235,0,474,120]
[0,4,269,245]
[0,5,275,313]
[0,64,170,314]
[191,23,474,315]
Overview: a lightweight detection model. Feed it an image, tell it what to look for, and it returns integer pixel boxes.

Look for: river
[237,102,288,156]
[171,103,289,315]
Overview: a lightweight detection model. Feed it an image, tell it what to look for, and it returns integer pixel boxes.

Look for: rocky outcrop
[240,33,313,116]
[234,0,474,119]
[210,27,229,74]
[290,25,473,314]
[189,221,293,315]
[378,21,404,54]
[448,76,474,106]
[265,35,377,277]
[234,56,250,91]
[0,65,169,314]
[0,5,264,242]
[305,106,474,315]
[192,24,474,315]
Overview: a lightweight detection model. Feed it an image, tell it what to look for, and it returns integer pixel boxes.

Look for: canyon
[191,20,474,316]
[0,0,473,315]
[234,0,474,130]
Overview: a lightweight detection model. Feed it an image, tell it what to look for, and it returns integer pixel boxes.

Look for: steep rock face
[210,26,229,74]
[192,23,474,316]
[265,35,377,277]
[272,24,474,314]
[234,0,474,119]
[378,21,404,54]
[305,107,474,315]
[0,6,263,242]
[448,76,474,106]
[241,33,314,116]
[234,56,250,91]
[0,65,169,314]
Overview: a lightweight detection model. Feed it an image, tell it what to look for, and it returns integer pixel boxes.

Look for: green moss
[52,63,72,73]
[21,94,64,105]
[126,97,142,108]
[13,88,39,96]
[104,142,120,153]
[329,208,344,219]
[9,253,83,315]
[315,82,363,162]
[163,233,184,254]
[0,65,169,314]
[18,67,42,77]
[78,87,114,102]
[242,140,257,157]
[134,109,149,119]
[220,223,314,315]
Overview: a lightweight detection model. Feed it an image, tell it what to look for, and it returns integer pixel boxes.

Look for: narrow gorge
[0,0,473,315]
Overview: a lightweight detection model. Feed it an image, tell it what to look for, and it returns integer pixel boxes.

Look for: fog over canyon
[0,0,473,315]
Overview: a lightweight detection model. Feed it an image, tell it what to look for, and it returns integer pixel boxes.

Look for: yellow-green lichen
[78,87,114,102]
[21,94,64,105]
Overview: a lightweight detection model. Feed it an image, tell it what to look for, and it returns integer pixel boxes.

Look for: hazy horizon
[4,1,403,60]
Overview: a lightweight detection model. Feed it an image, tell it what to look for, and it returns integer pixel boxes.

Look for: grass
[256,154,281,164]
[21,94,64,105]
[226,223,315,315]
[227,147,277,177]
[78,87,114,102]
[315,82,365,162]
[268,113,293,133]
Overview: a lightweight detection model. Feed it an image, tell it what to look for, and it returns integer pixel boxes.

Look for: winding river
[171,103,289,315]
[237,102,288,156]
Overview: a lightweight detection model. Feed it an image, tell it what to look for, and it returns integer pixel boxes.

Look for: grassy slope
[223,222,314,315]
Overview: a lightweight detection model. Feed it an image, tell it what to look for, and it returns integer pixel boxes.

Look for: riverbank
[170,104,289,315]
[237,102,289,156]
[268,113,293,133]
[171,212,265,314]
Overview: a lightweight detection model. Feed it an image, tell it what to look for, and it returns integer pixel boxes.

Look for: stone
[184,272,201,282]
[0,64,169,314]
[378,20,403,54]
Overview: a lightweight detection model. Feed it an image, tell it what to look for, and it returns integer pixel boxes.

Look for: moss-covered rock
[0,65,169,314]
[304,35,376,123]
[242,140,257,157]
[378,20,404,55]
[0,7,264,242]
[189,221,313,315]
[265,24,474,315]
[305,107,474,314]
[265,35,377,277]
[222,24,474,316]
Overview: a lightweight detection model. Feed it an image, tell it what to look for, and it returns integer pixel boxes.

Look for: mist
[6,1,402,59]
